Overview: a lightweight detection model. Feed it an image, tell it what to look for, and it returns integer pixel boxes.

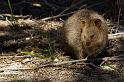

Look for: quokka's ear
[94,19,102,27]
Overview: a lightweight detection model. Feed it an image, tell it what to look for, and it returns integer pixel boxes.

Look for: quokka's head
[78,9,108,56]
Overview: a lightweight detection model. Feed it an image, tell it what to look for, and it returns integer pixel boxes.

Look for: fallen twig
[108,32,124,39]
[41,12,75,21]
[39,55,124,68]
[0,55,31,59]
[0,14,30,20]
[42,0,59,11]
[59,0,87,15]
[0,19,35,29]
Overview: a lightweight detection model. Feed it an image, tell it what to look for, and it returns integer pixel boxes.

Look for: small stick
[39,55,124,68]
[59,0,87,15]
[41,12,75,21]
[108,32,124,39]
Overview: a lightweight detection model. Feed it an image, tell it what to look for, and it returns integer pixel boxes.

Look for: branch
[39,55,124,68]
[108,32,124,39]
[41,12,74,21]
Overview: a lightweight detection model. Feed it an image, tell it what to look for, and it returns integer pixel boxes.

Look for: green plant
[18,36,56,60]
[18,49,55,60]
[47,36,55,60]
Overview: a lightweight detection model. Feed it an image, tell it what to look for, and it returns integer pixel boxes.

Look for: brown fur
[63,9,108,59]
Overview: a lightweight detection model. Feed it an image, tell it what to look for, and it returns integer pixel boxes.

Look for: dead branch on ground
[39,55,124,68]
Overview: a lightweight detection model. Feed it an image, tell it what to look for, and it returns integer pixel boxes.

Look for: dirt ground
[0,0,124,82]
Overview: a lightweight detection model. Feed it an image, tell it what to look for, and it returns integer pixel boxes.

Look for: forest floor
[0,0,124,82]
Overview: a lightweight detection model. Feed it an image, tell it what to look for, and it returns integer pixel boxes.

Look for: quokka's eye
[80,20,86,27]
[94,19,102,27]
[81,21,86,24]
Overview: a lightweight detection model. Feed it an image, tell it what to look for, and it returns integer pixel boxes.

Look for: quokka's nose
[86,41,91,46]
